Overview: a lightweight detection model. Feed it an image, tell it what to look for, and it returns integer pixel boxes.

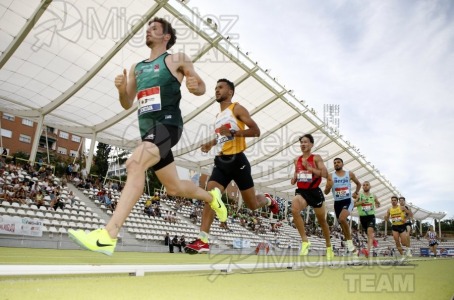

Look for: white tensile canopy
[0,0,445,221]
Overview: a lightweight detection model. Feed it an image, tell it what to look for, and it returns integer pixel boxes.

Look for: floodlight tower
[323,104,340,133]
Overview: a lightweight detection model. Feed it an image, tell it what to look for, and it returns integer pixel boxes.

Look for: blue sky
[189,0,454,219]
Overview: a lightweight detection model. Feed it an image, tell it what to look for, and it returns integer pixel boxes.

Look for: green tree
[12,151,30,161]
[117,149,131,165]
[145,168,162,195]
[440,218,454,231]
[92,143,111,178]
[414,220,431,235]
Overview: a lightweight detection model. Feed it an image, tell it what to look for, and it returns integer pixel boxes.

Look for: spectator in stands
[154,206,162,218]
[72,162,80,178]
[170,212,178,223]
[144,204,154,218]
[11,177,19,190]
[12,187,27,205]
[23,161,31,172]
[67,191,76,206]
[50,195,64,211]
[66,163,73,179]
[240,216,247,227]
[270,220,277,233]
[164,232,173,253]
[179,235,186,252]
[257,224,266,234]
[104,193,115,211]
[49,190,56,202]
[36,158,43,169]
[27,179,37,198]
[220,221,233,232]
[81,168,88,181]
[144,196,152,208]
[34,190,45,209]
[97,189,105,201]
[61,174,68,187]
[189,208,198,224]
[163,210,171,223]
[2,186,14,204]
[38,166,46,179]
[105,181,112,190]
[174,199,182,211]
[276,219,283,230]
[111,198,117,211]
[151,192,160,205]
[172,235,182,253]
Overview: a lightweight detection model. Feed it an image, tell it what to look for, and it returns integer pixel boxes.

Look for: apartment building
[0,111,84,160]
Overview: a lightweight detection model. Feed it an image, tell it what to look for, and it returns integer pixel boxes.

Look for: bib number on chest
[391,216,402,223]
[138,86,161,115]
[215,123,234,145]
[361,203,372,211]
[334,187,349,198]
[297,171,312,182]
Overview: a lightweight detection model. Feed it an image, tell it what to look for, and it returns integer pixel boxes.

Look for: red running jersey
[295,154,321,189]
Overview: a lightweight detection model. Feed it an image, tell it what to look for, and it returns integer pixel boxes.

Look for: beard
[215,95,226,103]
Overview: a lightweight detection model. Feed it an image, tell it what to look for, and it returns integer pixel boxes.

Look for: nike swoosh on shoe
[96,240,113,247]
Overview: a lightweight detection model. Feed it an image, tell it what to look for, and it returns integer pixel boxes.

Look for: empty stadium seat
[48,226,58,233]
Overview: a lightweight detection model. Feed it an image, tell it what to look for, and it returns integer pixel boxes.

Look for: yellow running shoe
[208,187,227,222]
[299,241,311,256]
[326,246,334,261]
[68,228,117,256]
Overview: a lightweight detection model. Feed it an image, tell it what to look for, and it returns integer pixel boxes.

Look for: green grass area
[0,247,453,300]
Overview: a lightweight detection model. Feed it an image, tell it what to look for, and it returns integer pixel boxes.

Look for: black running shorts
[208,152,254,190]
[294,187,325,208]
[359,215,376,232]
[334,198,354,219]
[392,224,407,233]
[141,124,183,171]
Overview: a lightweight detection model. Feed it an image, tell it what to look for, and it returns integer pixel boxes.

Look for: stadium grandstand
[0,0,448,257]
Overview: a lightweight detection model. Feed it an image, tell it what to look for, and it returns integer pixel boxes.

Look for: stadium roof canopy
[0,0,446,221]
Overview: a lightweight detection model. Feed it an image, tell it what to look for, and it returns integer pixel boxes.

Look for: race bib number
[215,123,233,145]
[297,170,312,182]
[391,216,402,223]
[361,203,372,211]
[334,187,349,198]
[137,86,161,115]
